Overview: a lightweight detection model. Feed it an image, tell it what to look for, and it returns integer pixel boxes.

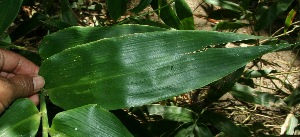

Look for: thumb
[0,75,44,113]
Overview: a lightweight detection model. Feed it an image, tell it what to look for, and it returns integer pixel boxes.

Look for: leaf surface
[230,83,287,107]
[39,30,288,110]
[0,99,40,137]
[150,0,182,29]
[0,0,23,34]
[175,0,194,30]
[61,0,78,26]
[50,104,133,137]
[107,0,127,20]
[39,24,166,59]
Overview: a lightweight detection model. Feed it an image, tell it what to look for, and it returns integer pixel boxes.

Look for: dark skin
[0,49,45,114]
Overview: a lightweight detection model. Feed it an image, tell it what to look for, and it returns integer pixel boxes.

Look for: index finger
[0,49,39,76]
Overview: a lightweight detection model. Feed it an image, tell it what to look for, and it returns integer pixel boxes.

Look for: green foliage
[0,0,23,34]
[107,0,128,20]
[0,99,40,136]
[0,0,299,136]
[61,0,78,25]
[49,104,133,137]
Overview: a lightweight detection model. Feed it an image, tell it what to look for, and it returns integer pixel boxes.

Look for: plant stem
[40,91,49,137]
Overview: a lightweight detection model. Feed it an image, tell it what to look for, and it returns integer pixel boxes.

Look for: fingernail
[33,76,45,92]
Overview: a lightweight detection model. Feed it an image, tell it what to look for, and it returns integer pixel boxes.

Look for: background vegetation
[0,0,299,136]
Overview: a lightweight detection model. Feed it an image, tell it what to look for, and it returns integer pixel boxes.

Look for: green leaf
[175,0,194,30]
[284,5,298,33]
[107,0,127,20]
[201,110,249,137]
[175,123,214,137]
[61,0,78,25]
[0,0,23,34]
[255,0,293,31]
[39,24,166,59]
[150,0,183,29]
[147,105,197,123]
[131,0,152,13]
[230,83,287,107]
[281,114,298,135]
[284,87,300,107]
[39,29,289,110]
[204,0,244,12]
[49,104,133,137]
[0,99,40,137]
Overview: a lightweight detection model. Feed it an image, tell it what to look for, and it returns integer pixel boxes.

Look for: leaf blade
[0,99,40,137]
[175,0,195,30]
[150,0,182,29]
[107,0,127,20]
[39,24,166,59]
[0,0,23,34]
[49,104,133,137]
[39,30,288,110]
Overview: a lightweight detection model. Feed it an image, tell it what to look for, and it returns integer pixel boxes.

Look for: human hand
[0,49,45,114]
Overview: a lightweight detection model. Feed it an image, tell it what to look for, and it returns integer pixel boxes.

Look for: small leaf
[284,6,298,33]
[0,0,23,34]
[204,0,244,12]
[230,83,287,108]
[49,104,133,137]
[150,0,183,29]
[0,99,40,137]
[281,114,298,135]
[147,105,197,123]
[107,0,127,20]
[175,0,194,30]
[39,24,166,59]
[61,0,78,25]
[131,0,152,13]
[201,110,249,137]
